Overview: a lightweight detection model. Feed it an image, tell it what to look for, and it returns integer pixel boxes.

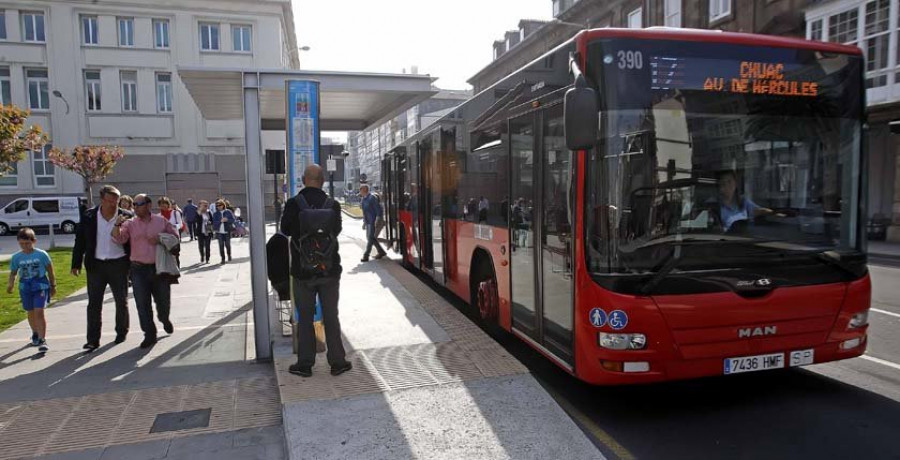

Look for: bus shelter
[177,67,437,360]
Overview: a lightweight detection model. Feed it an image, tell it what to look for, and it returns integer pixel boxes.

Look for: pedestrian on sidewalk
[212,200,234,264]
[183,199,198,242]
[360,183,386,262]
[118,195,134,212]
[281,164,351,378]
[71,185,133,352]
[193,200,214,264]
[6,228,56,353]
[157,197,184,239]
[112,194,179,349]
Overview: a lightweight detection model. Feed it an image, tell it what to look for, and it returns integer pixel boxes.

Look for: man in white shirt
[71,185,134,352]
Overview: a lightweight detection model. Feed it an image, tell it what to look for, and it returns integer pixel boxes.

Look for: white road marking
[860,354,900,372]
[871,308,900,319]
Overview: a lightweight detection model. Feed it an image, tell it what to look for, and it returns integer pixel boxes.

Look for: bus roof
[577,28,862,56]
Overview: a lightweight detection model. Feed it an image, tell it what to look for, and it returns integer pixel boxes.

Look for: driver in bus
[716,170,777,232]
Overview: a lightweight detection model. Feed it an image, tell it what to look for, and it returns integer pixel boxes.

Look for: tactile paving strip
[0,376,281,459]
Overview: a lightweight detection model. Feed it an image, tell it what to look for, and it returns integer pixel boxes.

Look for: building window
[156,73,173,113]
[0,67,10,106]
[709,0,731,22]
[0,10,7,40]
[862,0,889,87]
[26,69,49,110]
[809,19,823,41]
[628,8,642,29]
[121,71,137,112]
[200,23,219,51]
[154,19,169,48]
[829,9,859,44]
[0,162,17,187]
[85,71,101,112]
[118,17,134,47]
[664,0,682,27]
[22,12,46,42]
[82,15,98,45]
[232,25,251,52]
[33,145,55,187]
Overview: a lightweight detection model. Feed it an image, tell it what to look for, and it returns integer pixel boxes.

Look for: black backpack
[291,194,338,277]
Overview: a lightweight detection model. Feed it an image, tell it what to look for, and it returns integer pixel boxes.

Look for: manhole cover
[150,408,211,433]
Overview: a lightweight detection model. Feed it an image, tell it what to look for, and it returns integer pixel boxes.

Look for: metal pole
[274,172,279,232]
[242,72,272,361]
[329,171,334,198]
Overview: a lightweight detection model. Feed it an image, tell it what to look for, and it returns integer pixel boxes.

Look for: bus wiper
[814,250,862,278]
[640,236,683,296]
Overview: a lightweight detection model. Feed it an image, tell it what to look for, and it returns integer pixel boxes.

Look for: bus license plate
[724,353,784,375]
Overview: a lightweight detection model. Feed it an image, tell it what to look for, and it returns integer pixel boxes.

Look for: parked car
[0,196,81,236]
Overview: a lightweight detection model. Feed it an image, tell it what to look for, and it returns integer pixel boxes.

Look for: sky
[292,0,552,90]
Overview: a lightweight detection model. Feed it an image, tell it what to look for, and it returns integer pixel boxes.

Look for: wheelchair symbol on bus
[609,310,629,330]
[589,308,608,328]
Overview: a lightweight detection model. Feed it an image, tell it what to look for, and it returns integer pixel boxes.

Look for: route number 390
[617,50,643,70]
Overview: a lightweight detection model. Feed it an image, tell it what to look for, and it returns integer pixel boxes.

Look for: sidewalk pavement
[274,222,603,459]
[0,219,602,459]
[0,235,284,459]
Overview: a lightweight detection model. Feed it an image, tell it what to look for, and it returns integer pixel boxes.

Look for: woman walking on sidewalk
[193,200,214,264]
[213,200,234,264]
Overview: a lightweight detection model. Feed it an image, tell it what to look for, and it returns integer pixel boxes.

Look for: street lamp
[52,90,70,115]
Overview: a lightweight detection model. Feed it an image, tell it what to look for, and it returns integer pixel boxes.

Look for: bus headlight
[849,311,869,329]
[599,333,646,350]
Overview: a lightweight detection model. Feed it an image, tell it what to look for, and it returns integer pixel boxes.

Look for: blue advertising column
[285,80,325,343]
[286,80,320,195]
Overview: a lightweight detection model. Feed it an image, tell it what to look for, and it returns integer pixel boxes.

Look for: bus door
[509,105,574,364]
[420,135,445,283]
[409,143,422,268]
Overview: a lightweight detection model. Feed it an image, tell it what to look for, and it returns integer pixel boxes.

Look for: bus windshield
[584,38,865,275]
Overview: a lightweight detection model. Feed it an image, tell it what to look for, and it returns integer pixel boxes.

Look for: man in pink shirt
[112,193,179,348]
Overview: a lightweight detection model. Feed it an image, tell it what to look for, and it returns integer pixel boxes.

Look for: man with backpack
[280,164,351,378]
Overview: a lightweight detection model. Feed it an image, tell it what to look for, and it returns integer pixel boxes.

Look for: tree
[0,104,48,175]
[48,145,125,206]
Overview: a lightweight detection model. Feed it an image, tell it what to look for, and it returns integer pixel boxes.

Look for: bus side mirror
[564,75,599,151]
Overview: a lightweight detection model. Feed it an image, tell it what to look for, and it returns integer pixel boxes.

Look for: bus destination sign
[651,56,819,97]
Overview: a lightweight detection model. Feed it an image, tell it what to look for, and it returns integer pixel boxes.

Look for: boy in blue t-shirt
[6,228,56,352]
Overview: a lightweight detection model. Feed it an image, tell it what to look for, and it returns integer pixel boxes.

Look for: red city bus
[380,28,870,384]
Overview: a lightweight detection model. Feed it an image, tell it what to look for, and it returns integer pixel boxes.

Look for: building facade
[0,0,298,209]
[348,88,471,190]
[805,0,900,241]
[470,0,808,93]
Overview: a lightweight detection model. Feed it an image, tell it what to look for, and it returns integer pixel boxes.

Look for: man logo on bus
[738,326,777,338]
[756,278,773,287]
[609,310,629,330]
[589,308,607,328]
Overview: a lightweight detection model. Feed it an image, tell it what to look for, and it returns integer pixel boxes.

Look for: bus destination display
[650,55,819,97]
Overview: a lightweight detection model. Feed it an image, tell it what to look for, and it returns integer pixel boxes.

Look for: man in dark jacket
[71,185,133,351]
[360,184,386,262]
[280,164,351,378]
[183,199,198,241]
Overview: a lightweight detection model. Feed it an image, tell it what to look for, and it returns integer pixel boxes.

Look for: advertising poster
[286,80,320,196]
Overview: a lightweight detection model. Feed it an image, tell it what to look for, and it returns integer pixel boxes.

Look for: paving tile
[165,444,270,460]
[99,439,170,460]
[167,430,234,455]
[31,447,104,460]
[231,426,285,448]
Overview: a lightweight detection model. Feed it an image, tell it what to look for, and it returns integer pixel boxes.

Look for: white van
[0,196,81,236]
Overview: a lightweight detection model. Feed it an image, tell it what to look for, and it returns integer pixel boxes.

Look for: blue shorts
[20,289,49,311]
